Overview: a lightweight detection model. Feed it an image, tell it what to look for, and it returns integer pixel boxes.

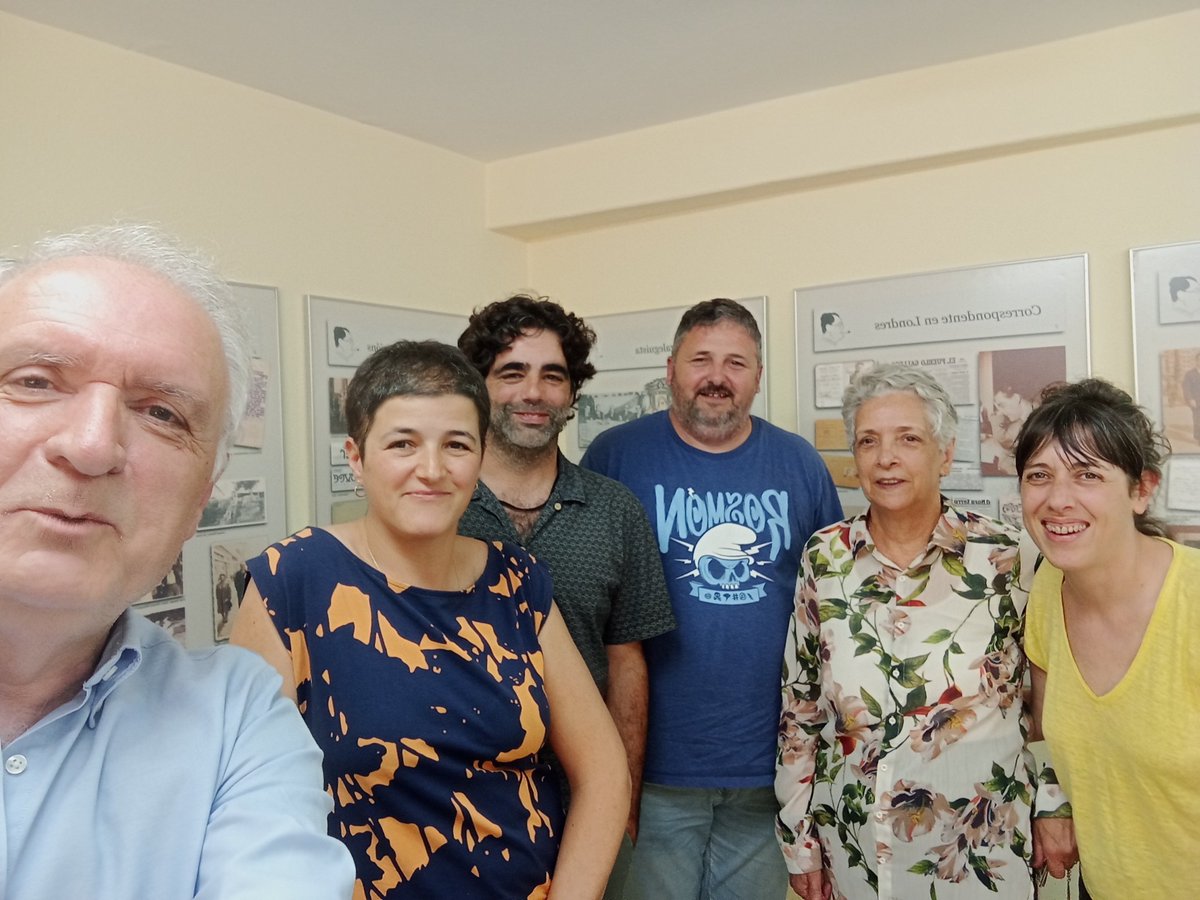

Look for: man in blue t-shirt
[582,298,842,900]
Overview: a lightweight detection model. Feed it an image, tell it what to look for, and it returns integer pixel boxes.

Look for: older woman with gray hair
[776,363,1040,899]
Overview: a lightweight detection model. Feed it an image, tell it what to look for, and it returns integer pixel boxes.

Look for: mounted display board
[135,283,287,647]
[795,256,1090,521]
[306,295,466,525]
[1131,240,1200,538]
[569,297,769,462]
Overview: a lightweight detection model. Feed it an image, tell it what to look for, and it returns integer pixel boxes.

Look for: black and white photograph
[1155,245,1200,325]
[576,370,670,449]
[141,600,188,646]
[136,552,184,605]
[327,322,366,367]
[1160,347,1200,454]
[198,477,267,532]
[329,376,351,435]
[210,538,263,642]
[233,357,270,450]
[978,346,1067,476]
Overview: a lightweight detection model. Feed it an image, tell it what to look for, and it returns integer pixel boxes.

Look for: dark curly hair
[1014,378,1170,537]
[457,294,596,400]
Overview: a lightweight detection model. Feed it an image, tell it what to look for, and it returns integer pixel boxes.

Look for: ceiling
[3,0,1196,161]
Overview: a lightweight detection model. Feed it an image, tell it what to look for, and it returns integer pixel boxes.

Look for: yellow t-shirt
[1026,538,1200,898]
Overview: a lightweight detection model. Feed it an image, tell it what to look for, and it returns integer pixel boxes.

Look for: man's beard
[671,382,747,438]
[490,403,572,455]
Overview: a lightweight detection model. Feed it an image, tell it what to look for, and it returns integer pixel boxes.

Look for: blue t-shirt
[582,412,842,787]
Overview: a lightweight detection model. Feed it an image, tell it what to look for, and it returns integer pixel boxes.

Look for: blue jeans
[622,783,788,900]
[604,833,634,900]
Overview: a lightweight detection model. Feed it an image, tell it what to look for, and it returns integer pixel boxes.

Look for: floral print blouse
[776,502,1038,899]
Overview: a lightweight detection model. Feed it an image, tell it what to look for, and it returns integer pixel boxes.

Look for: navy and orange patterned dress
[246,528,565,900]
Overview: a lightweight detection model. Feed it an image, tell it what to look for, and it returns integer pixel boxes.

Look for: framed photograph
[140,600,188,646]
[307,295,466,525]
[978,345,1067,476]
[209,538,264,642]
[576,369,670,450]
[233,357,270,450]
[1132,241,1200,530]
[198,477,267,532]
[1166,522,1200,550]
[136,552,184,606]
[1150,243,1200,325]
[328,377,351,435]
[1159,348,1200,454]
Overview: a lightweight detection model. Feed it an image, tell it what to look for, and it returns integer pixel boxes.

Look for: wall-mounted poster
[137,552,184,606]
[307,295,467,525]
[1160,347,1200,454]
[573,297,769,461]
[209,537,262,643]
[1132,240,1200,530]
[142,601,187,646]
[796,255,1089,514]
[198,477,268,532]
[144,283,286,650]
[978,346,1067,476]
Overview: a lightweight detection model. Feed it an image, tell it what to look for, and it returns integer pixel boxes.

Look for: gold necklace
[361,521,464,591]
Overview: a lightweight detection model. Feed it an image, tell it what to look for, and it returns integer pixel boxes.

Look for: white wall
[0,11,528,529]
[502,11,1200,435]
[4,9,1198,524]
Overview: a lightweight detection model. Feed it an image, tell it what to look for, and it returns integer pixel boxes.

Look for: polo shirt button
[5,754,28,775]
[553,503,562,511]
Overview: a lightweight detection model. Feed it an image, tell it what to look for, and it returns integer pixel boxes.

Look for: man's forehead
[679,322,759,354]
[0,257,227,397]
[496,329,569,365]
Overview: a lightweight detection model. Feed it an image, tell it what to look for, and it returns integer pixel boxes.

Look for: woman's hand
[1032,816,1078,879]
[790,868,830,900]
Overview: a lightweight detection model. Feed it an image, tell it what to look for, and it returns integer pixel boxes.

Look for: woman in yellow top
[1015,379,1200,899]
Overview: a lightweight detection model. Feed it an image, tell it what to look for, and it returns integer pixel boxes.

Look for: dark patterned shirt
[247,528,564,899]
[459,454,675,691]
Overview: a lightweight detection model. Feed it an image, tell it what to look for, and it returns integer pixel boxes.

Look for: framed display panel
[794,256,1090,521]
[1130,240,1200,533]
[307,294,467,525]
[141,283,288,647]
[569,296,769,461]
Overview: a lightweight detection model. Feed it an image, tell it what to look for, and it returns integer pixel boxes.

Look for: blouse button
[5,754,28,775]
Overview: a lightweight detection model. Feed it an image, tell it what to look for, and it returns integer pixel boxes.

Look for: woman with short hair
[777,363,1040,899]
[233,340,629,899]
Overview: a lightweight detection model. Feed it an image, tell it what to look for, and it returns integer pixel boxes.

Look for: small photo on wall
[137,552,184,606]
[1157,270,1200,325]
[1166,523,1200,550]
[210,537,266,642]
[576,370,670,450]
[327,322,366,367]
[198,478,267,532]
[978,346,1066,477]
[234,357,270,450]
[141,600,187,646]
[329,377,351,435]
[1159,348,1200,455]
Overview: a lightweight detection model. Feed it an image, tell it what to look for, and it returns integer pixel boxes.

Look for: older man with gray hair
[0,224,353,898]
